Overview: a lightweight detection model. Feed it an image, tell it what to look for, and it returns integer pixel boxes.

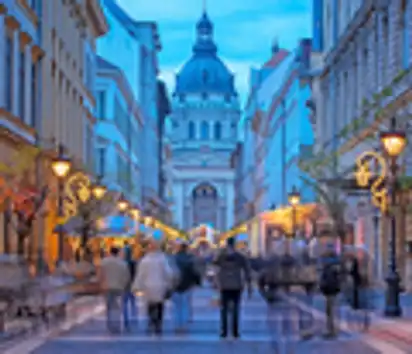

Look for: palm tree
[301,175,347,241]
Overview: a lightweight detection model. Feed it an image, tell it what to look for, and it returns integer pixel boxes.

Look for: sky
[117,0,312,104]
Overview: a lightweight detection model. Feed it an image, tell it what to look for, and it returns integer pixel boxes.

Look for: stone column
[174,181,183,228]
[0,14,5,108]
[24,44,32,126]
[12,30,19,117]
[407,0,412,67]
[387,0,401,79]
[226,182,234,229]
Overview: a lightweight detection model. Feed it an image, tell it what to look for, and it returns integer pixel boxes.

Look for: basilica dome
[174,12,237,96]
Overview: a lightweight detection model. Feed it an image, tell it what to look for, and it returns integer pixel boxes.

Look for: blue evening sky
[117,0,312,103]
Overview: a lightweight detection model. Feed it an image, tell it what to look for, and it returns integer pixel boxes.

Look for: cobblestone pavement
[3,287,395,354]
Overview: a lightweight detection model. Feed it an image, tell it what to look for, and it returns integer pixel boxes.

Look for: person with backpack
[122,245,138,331]
[319,246,341,338]
[214,237,252,339]
[172,242,200,333]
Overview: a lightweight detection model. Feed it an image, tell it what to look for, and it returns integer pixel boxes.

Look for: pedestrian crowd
[98,230,369,339]
[98,237,252,338]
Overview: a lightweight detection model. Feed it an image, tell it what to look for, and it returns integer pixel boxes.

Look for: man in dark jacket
[214,237,251,339]
[172,243,200,333]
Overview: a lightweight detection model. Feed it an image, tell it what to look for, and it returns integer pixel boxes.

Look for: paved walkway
[2,287,393,354]
[286,291,412,353]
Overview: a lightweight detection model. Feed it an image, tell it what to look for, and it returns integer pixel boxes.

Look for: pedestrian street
[1,287,387,354]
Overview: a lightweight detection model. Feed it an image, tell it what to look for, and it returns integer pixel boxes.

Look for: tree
[0,145,48,257]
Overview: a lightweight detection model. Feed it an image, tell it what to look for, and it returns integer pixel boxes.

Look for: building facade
[157,79,171,221]
[95,56,143,205]
[168,11,240,231]
[308,0,412,283]
[0,0,107,263]
[242,40,314,218]
[97,0,164,218]
[230,143,244,224]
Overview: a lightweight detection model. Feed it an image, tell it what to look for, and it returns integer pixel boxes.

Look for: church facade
[167,11,240,231]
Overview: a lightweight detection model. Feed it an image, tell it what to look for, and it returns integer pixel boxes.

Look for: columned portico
[167,10,240,233]
[172,169,235,231]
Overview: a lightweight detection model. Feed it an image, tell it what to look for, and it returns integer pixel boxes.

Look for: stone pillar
[174,181,183,228]
[387,0,401,79]
[0,14,5,108]
[407,0,412,67]
[12,30,19,117]
[24,44,32,126]
[226,182,234,229]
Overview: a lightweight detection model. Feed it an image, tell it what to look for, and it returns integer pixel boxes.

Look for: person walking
[122,245,138,331]
[172,243,200,333]
[132,239,175,336]
[99,246,130,333]
[214,237,252,339]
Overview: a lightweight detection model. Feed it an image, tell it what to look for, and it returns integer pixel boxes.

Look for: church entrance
[192,183,218,227]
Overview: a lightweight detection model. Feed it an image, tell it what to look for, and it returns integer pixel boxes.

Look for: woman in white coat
[132,240,175,335]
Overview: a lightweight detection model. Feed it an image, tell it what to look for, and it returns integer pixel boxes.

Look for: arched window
[201,121,209,139]
[188,121,195,139]
[214,122,221,140]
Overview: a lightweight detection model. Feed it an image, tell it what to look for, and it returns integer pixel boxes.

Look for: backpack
[175,255,197,292]
[320,263,340,295]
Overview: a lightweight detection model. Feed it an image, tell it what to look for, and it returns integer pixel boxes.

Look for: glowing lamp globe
[51,157,71,178]
[380,131,407,158]
[92,184,106,200]
[288,186,301,206]
[117,197,129,212]
[130,207,140,220]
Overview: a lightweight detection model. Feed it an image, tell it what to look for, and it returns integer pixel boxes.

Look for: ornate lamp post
[51,144,72,261]
[117,194,129,213]
[288,186,301,238]
[381,117,407,317]
[91,175,107,200]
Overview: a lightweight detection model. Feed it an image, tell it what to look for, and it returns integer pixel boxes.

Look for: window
[401,0,409,69]
[188,121,195,139]
[5,37,13,111]
[116,155,129,190]
[383,15,389,82]
[113,97,129,138]
[85,54,94,92]
[201,121,209,139]
[19,51,25,121]
[97,147,106,177]
[30,62,37,128]
[96,91,106,119]
[214,122,221,140]
[85,124,94,169]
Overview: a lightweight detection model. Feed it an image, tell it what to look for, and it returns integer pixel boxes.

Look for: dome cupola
[174,10,237,96]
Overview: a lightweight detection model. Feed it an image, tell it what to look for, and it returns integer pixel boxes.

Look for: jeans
[173,291,190,329]
[123,291,137,329]
[147,302,164,334]
[105,290,123,333]
[220,290,241,336]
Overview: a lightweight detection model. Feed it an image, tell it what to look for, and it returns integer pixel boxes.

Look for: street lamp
[91,175,107,200]
[117,194,129,212]
[51,144,72,261]
[288,186,301,238]
[130,207,140,221]
[380,117,407,317]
